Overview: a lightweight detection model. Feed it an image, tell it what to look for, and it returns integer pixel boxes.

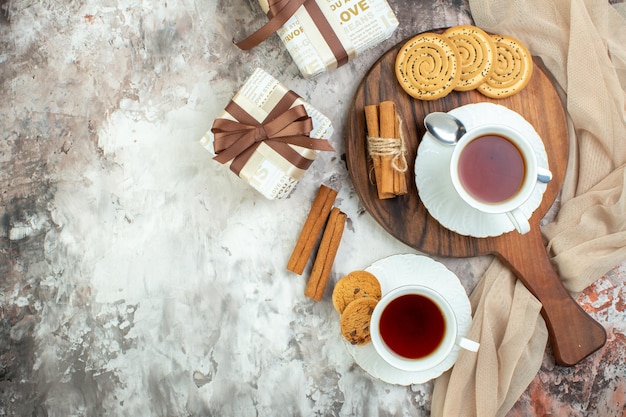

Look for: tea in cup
[370,285,479,372]
[449,124,552,234]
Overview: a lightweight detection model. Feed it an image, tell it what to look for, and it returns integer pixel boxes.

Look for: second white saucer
[342,254,472,385]
[414,103,550,238]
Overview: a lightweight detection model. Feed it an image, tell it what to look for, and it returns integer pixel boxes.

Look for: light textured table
[1,0,625,415]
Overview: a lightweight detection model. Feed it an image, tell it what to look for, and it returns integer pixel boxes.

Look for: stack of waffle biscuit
[395,25,533,101]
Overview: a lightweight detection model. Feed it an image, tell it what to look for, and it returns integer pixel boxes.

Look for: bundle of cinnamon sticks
[287,184,346,301]
[364,101,408,199]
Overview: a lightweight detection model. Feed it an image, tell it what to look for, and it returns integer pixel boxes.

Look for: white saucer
[343,254,472,385]
[414,103,550,237]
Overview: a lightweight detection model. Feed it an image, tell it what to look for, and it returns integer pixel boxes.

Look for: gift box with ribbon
[236,0,399,78]
[200,68,335,200]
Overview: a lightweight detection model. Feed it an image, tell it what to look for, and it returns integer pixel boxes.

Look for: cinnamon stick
[287,184,338,275]
[304,207,347,301]
[364,104,379,138]
[379,101,396,197]
[393,105,408,195]
[364,104,394,199]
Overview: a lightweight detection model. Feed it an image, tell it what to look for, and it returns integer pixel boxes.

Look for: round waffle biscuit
[395,32,461,101]
[443,25,496,91]
[477,34,533,98]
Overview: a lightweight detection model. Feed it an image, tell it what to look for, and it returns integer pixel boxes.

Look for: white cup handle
[459,337,480,352]
[506,208,530,234]
[537,167,553,184]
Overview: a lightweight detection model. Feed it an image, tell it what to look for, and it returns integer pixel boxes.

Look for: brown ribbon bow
[211,96,334,176]
[235,0,349,68]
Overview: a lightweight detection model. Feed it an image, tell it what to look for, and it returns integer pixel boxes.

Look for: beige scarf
[431,1,626,416]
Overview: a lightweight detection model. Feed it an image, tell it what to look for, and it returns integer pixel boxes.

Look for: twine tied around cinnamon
[367,119,408,174]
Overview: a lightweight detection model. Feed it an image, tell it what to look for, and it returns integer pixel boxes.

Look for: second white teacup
[370,285,479,372]
[449,124,552,234]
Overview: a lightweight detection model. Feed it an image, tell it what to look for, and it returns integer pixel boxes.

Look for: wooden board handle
[499,231,607,366]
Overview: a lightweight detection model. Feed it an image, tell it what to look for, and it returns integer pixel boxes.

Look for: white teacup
[370,285,479,372]
[449,124,552,234]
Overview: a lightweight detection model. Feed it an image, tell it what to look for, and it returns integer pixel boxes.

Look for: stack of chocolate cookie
[332,270,382,346]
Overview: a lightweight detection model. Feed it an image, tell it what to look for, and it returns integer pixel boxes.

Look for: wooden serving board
[345,33,606,366]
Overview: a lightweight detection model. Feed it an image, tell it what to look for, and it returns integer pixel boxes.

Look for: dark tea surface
[379,294,446,359]
[458,135,525,203]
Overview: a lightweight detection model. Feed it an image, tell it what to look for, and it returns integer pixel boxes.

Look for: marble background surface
[2,0,625,416]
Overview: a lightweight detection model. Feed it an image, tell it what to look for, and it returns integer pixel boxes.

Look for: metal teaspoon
[424,112,467,145]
